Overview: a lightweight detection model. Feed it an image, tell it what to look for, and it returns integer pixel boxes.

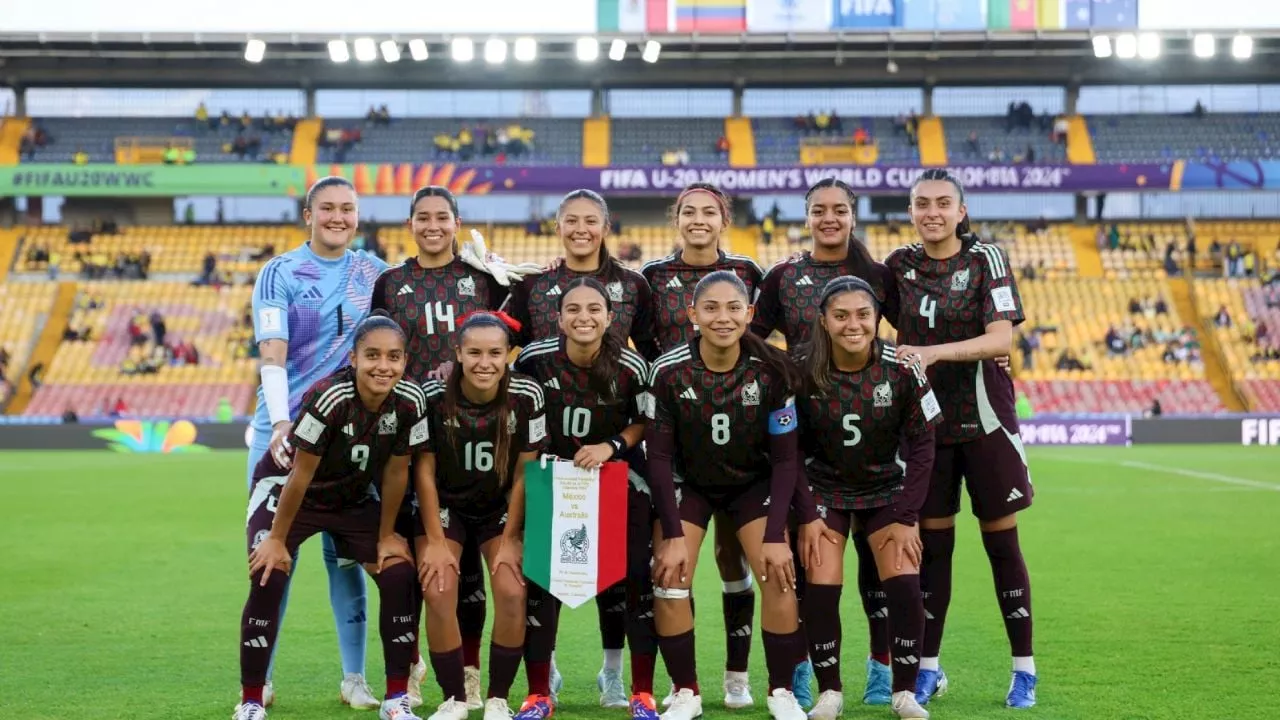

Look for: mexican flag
[523,459,629,609]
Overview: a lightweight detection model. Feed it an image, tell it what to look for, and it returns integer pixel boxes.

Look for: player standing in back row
[885,169,1037,709]
[640,183,764,711]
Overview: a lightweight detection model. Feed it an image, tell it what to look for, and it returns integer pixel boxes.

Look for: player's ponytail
[445,312,517,485]
[561,277,622,404]
[694,271,803,395]
[559,188,622,285]
[801,276,881,395]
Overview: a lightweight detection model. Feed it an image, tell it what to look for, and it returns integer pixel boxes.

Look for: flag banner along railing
[523,459,629,609]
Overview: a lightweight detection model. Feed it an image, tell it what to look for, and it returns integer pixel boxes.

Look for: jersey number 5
[423,301,457,335]
[842,414,862,447]
[918,295,938,329]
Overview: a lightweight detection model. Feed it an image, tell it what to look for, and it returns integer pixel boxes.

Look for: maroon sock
[597,582,628,650]
[526,661,551,697]
[656,630,699,693]
[801,584,843,692]
[920,527,956,658]
[373,563,420,685]
[430,647,467,703]
[762,629,803,693]
[881,574,925,694]
[240,570,289,688]
[982,527,1034,657]
[487,642,524,700]
[630,651,656,695]
[457,547,486,668]
[461,636,482,669]
[722,589,755,673]
[386,676,408,699]
[852,532,890,661]
[241,686,264,705]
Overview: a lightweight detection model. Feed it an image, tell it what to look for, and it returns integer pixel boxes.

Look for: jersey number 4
[423,301,457,335]
[918,295,938,329]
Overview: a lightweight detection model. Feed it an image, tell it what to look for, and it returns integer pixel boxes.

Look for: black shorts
[674,481,772,533]
[922,429,1034,522]
[820,504,901,538]
[246,477,379,565]
[439,504,509,548]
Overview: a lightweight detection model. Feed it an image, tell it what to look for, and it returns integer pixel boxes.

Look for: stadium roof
[1,32,1277,89]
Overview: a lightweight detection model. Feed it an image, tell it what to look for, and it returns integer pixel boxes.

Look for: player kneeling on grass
[512,278,658,720]
[412,312,549,720]
[238,312,430,720]
[792,276,940,720]
[646,270,809,720]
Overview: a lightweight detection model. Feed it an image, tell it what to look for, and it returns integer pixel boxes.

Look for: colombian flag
[676,0,747,32]
[988,0,1039,28]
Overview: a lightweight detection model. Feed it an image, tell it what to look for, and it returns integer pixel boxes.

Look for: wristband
[260,365,292,426]
[606,435,627,459]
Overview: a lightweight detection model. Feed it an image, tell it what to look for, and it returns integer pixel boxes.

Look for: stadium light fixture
[1136,32,1160,59]
[380,40,401,63]
[1114,33,1137,59]
[408,39,429,61]
[1193,33,1215,59]
[609,38,627,61]
[452,37,475,62]
[576,37,600,62]
[642,40,661,63]
[244,39,266,63]
[354,37,377,62]
[1091,35,1112,58]
[328,40,351,63]
[1232,34,1253,59]
[513,37,537,62]
[485,38,508,64]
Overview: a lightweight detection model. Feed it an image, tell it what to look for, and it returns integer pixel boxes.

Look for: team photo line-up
[236,170,1036,720]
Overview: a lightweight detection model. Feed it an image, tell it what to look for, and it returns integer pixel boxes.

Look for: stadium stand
[23,281,257,418]
[335,117,579,165]
[943,116,1067,164]
[752,116,919,165]
[22,116,295,164]
[1089,113,1280,163]
[14,225,306,276]
[1099,220,1280,277]
[1195,277,1280,411]
[0,284,58,406]
[609,118,727,166]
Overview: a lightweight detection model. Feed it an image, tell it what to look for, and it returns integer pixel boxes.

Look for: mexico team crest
[607,282,624,302]
[951,269,970,291]
[438,508,451,529]
[874,381,893,408]
[742,380,761,406]
[559,525,590,564]
[379,412,398,434]
[457,276,476,297]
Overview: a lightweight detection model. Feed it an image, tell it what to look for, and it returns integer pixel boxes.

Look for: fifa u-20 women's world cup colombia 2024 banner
[523,459,629,608]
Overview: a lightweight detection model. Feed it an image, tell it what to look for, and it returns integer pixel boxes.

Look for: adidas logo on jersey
[905,269,917,280]
[544,378,561,390]
[666,276,683,289]
[796,275,815,286]
[342,423,355,437]
[680,388,698,401]
[546,286,562,296]
[397,285,414,296]
[301,286,324,301]
[1007,488,1025,502]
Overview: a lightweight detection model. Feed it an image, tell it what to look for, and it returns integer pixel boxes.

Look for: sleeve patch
[258,307,283,333]
[991,286,1016,313]
[768,405,798,435]
[409,417,430,446]
[637,391,656,420]
[295,413,325,444]
[529,415,547,443]
[920,390,942,421]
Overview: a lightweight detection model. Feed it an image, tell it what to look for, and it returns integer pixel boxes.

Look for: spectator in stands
[1225,241,1244,277]
[1128,297,1142,314]
[1214,305,1233,328]
[111,397,128,418]
[1155,296,1168,315]
[196,102,209,128]
[1185,232,1198,273]
[1193,100,1207,118]
[987,146,1006,163]
[829,110,843,134]
[1017,330,1038,371]
[1149,399,1163,417]
[434,132,454,159]
[1052,115,1069,146]
[128,311,149,346]
[966,130,981,157]
[716,134,730,159]
[761,214,775,245]
[458,126,475,160]
[73,148,89,165]
[1015,391,1035,420]
[1108,224,1120,250]
[150,311,168,347]
[199,251,217,285]
[1105,325,1128,355]
[1163,242,1181,275]
[1055,349,1085,371]
[61,407,78,424]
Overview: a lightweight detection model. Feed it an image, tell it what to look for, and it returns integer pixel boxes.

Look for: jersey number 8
[711,412,731,446]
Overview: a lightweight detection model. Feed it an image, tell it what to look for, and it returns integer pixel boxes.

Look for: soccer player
[502,188,655,702]
[373,185,512,707]
[751,177,899,706]
[646,270,809,720]
[246,176,388,710]
[237,312,430,720]
[640,182,764,710]
[886,169,1036,709]
[412,312,548,720]
[791,276,940,720]
[511,278,658,720]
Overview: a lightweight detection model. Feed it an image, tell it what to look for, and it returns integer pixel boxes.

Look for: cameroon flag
[523,459,628,608]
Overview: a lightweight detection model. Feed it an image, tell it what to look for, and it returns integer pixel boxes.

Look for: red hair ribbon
[457,310,523,334]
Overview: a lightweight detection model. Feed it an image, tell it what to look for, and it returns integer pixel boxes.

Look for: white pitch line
[1043,454,1280,492]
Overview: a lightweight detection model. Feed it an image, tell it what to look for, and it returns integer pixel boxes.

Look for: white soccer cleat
[380,695,423,720]
[408,657,428,708]
[660,688,703,720]
[464,666,484,710]
[723,671,754,709]
[661,685,677,708]
[891,691,930,719]
[807,690,844,720]
[483,697,514,720]
[766,688,807,720]
[342,673,381,710]
[427,698,470,720]
[264,683,275,708]
[599,668,629,708]
[233,702,267,720]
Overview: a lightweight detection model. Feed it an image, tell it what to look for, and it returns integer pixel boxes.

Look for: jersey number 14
[423,301,457,335]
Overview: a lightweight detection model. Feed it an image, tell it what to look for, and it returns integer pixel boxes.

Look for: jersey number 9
[842,414,862,447]
[351,444,370,471]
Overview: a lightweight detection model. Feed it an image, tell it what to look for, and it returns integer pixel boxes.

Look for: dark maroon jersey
[640,250,764,359]
[371,257,509,382]
[253,368,430,511]
[513,336,650,460]
[799,341,942,510]
[646,339,794,494]
[752,251,898,351]
[421,373,548,513]
[502,260,654,352]
[886,239,1025,444]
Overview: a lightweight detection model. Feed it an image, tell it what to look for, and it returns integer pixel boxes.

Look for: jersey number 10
[423,301,457,335]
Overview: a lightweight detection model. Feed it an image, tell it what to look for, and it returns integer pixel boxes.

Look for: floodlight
[328,40,351,63]
[1232,34,1253,59]
[245,39,266,63]
[576,37,600,62]
[452,37,475,62]
[408,39,429,61]
[1136,32,1160,59]
[514,37,537,62]
[381,40,400,63]
[642,40,661,63]
[609,38,626,61]
[1115,33,1137,59]
[354,37,377,62]
[1193,33,1215,58]
[1092,35,1112,58]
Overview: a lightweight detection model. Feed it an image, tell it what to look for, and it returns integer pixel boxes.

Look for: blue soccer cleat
[513,695,554,720]
[914,668,948,706]
[792,659,815,709]
[1006,671,1037,709]
[629,692,660,720]
[862,657,892,705]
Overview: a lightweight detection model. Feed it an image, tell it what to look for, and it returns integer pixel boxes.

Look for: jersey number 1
[918,295,938,329]
[423,301,457,335]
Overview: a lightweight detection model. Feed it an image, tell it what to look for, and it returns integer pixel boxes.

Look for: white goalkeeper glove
[459,229,544,287]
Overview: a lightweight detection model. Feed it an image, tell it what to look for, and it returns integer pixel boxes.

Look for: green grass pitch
[2,446,1278,720]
